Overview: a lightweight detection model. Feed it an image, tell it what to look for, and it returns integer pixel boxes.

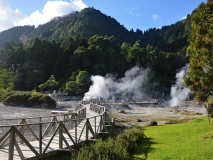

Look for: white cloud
[0,0,88,32]
[0,0,26,32]
[152,14,159,21]
[127,7,142,17]
[182,16,187,20]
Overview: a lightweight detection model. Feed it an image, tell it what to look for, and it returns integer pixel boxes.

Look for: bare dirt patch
[105,101,206,128]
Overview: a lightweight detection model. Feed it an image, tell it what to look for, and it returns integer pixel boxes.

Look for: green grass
[133,116,213,160]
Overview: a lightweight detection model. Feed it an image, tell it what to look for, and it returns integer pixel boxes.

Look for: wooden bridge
[0,103,112,160]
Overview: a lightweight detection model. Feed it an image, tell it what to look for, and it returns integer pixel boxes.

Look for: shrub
[150,120,158,126]
[4,91,31,105]
[28,92,43,106]
[42,95,56,106]
[77,146,97,160]
[77,126,144,160]
[0,91,14,101]
[1,91,55,107]
[116,127,144,153]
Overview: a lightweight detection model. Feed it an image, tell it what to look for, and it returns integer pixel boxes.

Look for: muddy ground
[105,101,206,127]
[0,101,207,127]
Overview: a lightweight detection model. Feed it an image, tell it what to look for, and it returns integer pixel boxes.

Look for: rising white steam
[168,64,190,107]
[83,67,150,101]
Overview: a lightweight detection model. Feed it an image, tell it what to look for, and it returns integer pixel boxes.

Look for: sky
[0,0,206,33]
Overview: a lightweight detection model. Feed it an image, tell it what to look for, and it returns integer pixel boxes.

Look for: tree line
[0,35,187,96]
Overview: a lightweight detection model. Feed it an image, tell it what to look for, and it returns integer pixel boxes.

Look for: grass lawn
[133,116,213,160]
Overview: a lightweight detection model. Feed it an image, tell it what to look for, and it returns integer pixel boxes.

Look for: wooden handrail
[0,103,113,160]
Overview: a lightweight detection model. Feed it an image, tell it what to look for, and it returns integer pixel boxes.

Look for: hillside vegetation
[0,7,190,52]
[0,1,212,103]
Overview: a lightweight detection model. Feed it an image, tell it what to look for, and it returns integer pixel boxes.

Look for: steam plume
[167,64,190,107]
[83,67,150,101]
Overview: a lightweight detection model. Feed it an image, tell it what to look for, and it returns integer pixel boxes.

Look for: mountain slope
[0,26,34,48]
[0,7,192,52]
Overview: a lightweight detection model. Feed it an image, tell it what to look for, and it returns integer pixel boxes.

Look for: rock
[119,110,126,113]
[137,119,142,122]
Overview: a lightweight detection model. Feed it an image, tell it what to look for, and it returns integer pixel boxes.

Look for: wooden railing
[90,103,105,114]
[0,103,112,160]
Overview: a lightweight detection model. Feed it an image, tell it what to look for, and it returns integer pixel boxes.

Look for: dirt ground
[0,101,206,127]
[104,101,207,128]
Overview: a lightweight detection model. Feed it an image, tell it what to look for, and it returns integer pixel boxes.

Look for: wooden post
[39,122,42,154]
[86,119,89,141]
[77,112,79,125]
[75,120,77,144]
[20,119,25,144]
[59,122,63,149]
[103,112,106,129]
[53,116,56,132]
[9,127,15,160]
[70,119,73,129]
[94,117,96,134]
[100,115,103,131]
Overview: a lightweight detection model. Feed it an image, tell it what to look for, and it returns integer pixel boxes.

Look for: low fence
[0,103,112,160]
[90,103,105,114]
[52,95,83,101]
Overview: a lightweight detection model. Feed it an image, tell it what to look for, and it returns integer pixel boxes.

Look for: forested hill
[0,8,132,47]
[0,26,34,47]
[139,15,191,52]
[0,7,191,51]
[28,8,132,43]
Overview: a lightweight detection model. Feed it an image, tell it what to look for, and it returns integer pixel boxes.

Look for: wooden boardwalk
[0,103,110,160]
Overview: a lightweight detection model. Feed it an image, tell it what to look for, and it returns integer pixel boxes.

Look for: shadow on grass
[132,136,156,160]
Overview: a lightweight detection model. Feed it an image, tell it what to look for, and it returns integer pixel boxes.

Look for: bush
[77,126,144,160]
[77,146,97,160]
[42,95,56,106]
[1,91,55,107]
[28,92,43,105]
[150,120,158,126]
[4,91,31,105]
[0,91,14,101]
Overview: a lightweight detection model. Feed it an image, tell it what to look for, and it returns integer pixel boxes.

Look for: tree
[87,35,120,73]
[65,81,78,95]
[26,70,45,90]
[38,75,59,92]
[76,71,91,94]
[46,75,59,91]
[76,71,90,86]
[121,42,131,60]
[0,69,14,91]
[64,71,91,95]
[73,46,91,70]
[185,0,213,102]
[128,40,146,67]
[38,83,47,91]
